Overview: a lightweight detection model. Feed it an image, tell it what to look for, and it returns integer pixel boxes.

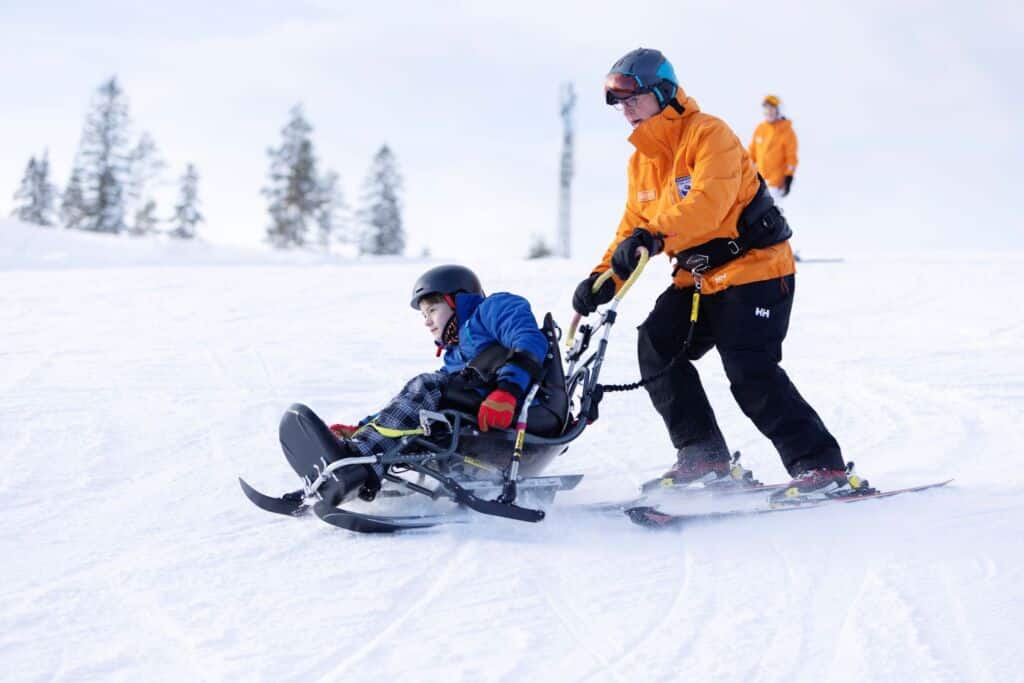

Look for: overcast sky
[2,0,1021,260]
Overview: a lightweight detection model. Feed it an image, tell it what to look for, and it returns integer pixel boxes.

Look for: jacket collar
[434,292,485,354]
[627,87,700,160]
[454,292,484,323]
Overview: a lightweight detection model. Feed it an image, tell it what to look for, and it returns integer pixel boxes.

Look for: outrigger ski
[626,479,954,529]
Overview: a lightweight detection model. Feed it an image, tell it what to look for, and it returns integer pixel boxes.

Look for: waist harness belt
[674,175,793,278]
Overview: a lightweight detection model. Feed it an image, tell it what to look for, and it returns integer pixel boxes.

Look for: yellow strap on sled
[366,421,424,439]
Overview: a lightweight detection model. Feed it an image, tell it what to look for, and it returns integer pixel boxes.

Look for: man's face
[763,104,780,122]
[419,298,454,342]
[620,92,663,128]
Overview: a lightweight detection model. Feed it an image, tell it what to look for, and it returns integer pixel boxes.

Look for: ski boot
[769,462,869,505]
[643,451,754,493]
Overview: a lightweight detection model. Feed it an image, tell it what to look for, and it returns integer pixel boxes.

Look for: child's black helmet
[410,265,484,309]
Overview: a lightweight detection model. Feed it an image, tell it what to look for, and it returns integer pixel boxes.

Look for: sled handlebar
[566,247,650,348]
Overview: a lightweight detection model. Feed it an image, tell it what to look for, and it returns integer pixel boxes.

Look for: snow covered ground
[2,220,1023,681]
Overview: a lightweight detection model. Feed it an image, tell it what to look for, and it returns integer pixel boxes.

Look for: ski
[239,478,309,517]
[626,479,953,529]
[581,481,786,515]
[639,479,786,497]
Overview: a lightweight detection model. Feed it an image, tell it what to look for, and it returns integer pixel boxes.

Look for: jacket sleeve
[648,121,744,253]
[748,129,759,168]
[784,125,798,176]
[478,293,548,394]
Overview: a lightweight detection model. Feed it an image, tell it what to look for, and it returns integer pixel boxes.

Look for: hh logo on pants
[755,307,770,319]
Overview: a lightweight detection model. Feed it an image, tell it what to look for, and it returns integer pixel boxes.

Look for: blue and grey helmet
[604,48,679,108]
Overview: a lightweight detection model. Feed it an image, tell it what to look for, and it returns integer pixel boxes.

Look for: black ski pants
[637,275,843,475]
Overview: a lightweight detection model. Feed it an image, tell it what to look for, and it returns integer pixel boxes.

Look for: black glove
[782,175,793,197]
[572,273,615,315]
[611,228,662,279]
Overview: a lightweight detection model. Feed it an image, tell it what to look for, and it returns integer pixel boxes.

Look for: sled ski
[313,501,469,533]
[239,477,309,517]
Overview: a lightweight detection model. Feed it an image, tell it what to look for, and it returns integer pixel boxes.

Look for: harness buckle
[418,410,451,436]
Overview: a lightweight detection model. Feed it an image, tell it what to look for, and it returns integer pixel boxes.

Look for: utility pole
[558,82,576,259]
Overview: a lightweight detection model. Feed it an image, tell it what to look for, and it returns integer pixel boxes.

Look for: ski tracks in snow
[310,537,474,679]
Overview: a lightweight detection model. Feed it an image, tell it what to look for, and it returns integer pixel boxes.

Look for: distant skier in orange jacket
[749,95,798,204]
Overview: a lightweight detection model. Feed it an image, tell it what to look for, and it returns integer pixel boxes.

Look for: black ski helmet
[409,265,484,309]
[605,48,679,108]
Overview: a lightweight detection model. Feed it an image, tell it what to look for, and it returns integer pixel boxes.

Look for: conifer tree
[262,105,323,248]
[170,163,203,239]
[11,151,58,226]
[126,132,166,235]
[358,145,405,256]
[61,164,87,230]
[73,77,133,233]
[527,234,554,259]
[314,170,352,250]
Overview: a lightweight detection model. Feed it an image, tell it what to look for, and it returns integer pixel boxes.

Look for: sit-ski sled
[239,253,652,533]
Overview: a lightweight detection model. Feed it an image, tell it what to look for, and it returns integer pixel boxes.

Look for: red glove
[477,389,518,432]
[329,423,359,439]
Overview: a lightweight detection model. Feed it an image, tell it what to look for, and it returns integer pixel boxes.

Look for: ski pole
[499,382,542,504]
[566,247,650,348]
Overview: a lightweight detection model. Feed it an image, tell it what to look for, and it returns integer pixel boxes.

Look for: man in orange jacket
[572,48,848,502]
[749,94,798,204]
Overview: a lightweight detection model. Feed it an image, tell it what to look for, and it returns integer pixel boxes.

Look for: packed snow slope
[2,221,1023,682]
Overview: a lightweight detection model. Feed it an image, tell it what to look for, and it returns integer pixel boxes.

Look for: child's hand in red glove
[477,388,519,432]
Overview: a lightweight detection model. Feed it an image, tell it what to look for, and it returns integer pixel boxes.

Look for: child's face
[419,298,455,342]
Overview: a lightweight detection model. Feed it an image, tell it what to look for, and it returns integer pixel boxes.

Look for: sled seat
[439,312,569,438]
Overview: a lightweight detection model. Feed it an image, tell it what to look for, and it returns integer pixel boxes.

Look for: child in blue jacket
[322,264,549,504]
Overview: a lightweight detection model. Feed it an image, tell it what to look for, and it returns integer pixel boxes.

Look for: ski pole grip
[614,247,649,301]
[566,248,650,347]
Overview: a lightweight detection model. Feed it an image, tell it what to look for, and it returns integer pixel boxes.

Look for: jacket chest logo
[637,189,656,202]
[675,176,692,198]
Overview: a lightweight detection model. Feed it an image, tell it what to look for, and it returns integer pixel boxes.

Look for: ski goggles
[604,72,651,106]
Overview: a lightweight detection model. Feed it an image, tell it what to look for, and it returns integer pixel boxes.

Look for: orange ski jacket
[748,118,798,189]
[594,88,794,295]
